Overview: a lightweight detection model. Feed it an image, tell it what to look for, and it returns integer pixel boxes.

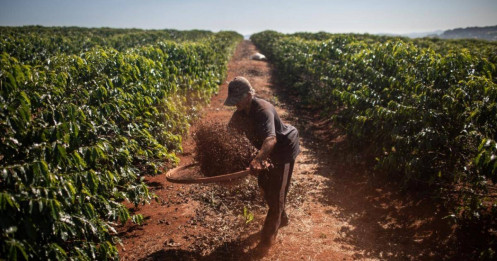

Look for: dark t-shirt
[228,97,300,163]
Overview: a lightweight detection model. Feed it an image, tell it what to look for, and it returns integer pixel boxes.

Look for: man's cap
[224,76,254,106]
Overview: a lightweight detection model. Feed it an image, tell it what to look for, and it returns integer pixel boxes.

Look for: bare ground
[117,40,457,260]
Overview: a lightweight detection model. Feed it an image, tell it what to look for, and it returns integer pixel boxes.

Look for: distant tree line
[436,25,497,41]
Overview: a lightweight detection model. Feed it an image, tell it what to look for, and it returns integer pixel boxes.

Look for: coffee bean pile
[193,122,256,177]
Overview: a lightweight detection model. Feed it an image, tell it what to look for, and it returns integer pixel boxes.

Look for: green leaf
[73,151,87,169]
[87,170,99,193]
[49,199,61,219]
[8,239,28,261]
[479,139,487,151]
[57,144,68,160]
[131,214,144,225]
[19,91,31,106]
[6,72,18,90]
[50,243,67,259]
[475,152,484,166]
[0,192,20,211]
[118,205,130,224]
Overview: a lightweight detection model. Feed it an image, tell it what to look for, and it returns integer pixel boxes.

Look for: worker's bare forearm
[254,136,277,161]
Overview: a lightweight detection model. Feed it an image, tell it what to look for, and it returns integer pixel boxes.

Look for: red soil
[117,40,457,261]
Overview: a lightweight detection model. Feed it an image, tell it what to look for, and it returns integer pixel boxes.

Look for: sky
[0,0,496,35]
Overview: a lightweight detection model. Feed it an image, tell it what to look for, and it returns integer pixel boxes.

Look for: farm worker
[224,76,300,253]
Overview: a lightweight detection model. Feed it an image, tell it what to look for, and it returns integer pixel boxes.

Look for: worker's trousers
[257,160,295,244]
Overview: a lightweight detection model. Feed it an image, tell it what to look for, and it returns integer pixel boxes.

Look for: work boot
[253,241,270,258]
[253,236,275,258]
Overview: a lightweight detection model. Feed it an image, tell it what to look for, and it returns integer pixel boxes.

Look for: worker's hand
[249,159,264,176]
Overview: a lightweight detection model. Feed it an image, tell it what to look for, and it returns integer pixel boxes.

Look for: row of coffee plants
[0,26,215,65]
[251,31,496,258]
[284,31,497,79]
[0,28,242,260]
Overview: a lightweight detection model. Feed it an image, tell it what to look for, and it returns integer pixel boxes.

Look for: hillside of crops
[0,26,242,260]
[251,31,497,258]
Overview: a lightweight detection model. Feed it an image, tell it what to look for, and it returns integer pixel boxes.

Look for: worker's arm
[250,136,277,175]
[255,136,277,161]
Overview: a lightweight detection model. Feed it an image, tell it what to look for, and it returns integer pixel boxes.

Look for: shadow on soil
[140,232,262,261]
[265,66,457,260]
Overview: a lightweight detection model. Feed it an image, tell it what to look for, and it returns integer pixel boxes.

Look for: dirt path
[118,40,455,260]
